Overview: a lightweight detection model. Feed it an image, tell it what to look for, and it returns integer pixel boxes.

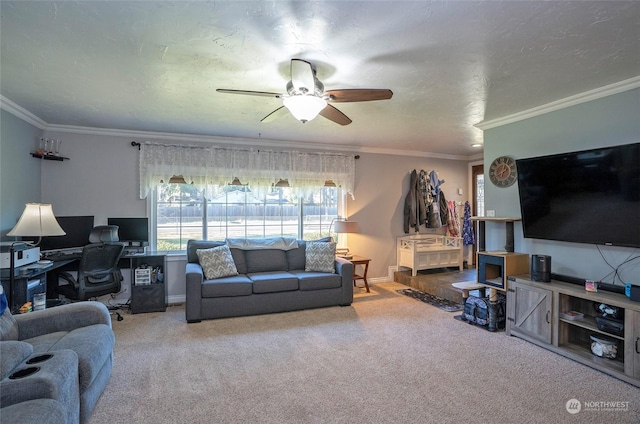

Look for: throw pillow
[305,241,336,273]
[196,245,239,280]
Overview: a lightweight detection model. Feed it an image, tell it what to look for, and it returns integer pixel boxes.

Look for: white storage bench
[397,234,463,276]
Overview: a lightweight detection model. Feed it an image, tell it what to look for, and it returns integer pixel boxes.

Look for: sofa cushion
[305,241,336,273]
[23,331,68,353]
[0,399,72,424]
[249,272,299,293]
[0,306,19,341]
[0,399,69,424]
[187,240,248,273]
[197,245,239,279]
[187,240,224,263]
[201,275,253,298]
[227,237,298,250]
[25,324,115,392]
[0,340,33,380]
[229,248,247,274]
[290,270,343,291]
[286,237,332,270]
[245,249,288,273]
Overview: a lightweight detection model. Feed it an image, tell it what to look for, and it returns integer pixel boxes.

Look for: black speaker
[531,255,551,282]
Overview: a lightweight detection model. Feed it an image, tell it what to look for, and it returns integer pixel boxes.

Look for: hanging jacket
[403,170,426,233]
[439,190,449,227]
[446,200,461,237]
[462,201,475,245]
[427,170,443,228]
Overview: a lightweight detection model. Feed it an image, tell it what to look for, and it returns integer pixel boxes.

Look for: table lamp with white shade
[333,218,358,259]
[5,203,65,312]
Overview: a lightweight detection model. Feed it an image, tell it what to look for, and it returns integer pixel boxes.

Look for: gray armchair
[0,300,115,424]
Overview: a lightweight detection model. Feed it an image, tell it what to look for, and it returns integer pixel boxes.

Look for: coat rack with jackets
[403,169,457,235]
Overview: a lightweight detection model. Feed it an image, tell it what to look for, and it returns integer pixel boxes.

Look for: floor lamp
[6,203,65,312]
[333,219,359,259]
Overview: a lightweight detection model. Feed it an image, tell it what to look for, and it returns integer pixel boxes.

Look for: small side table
[349,255,371,293]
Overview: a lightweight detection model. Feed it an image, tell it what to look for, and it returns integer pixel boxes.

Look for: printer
[0,242,40,269]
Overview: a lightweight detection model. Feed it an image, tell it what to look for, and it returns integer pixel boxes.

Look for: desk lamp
[6,203,65,311]
[333,219,358,259]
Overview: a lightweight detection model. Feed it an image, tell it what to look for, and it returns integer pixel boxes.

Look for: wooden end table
[349,255,371,293]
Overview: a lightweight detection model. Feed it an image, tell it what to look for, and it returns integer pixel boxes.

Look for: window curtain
[138,142,355,199]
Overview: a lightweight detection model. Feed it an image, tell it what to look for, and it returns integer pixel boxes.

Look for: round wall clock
[489,156,518,188]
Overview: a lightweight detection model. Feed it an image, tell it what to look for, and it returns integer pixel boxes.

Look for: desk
[0,260,73,314]
[1,252,167,314]
[349,255,371,293]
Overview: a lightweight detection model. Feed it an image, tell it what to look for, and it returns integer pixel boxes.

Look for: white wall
[40,131,146,221]
[33,130,472,300]
[347,152,470,278]
[483,88,640,284]
[0,110,42,235]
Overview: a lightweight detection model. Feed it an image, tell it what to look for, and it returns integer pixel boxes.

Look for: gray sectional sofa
[0,301,114,424]
[185,238,354,322]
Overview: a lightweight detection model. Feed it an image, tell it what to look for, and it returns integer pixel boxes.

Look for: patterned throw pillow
[305,241,336,273]
[196,245,239,280]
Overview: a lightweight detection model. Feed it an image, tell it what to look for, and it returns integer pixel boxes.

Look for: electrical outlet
[486,210,495,217]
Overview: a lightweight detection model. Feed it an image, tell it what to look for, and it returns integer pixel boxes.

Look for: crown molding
[46,123,362,154]
[4,96,478,162]
[0,94,48,129]
[45,124,478,161]
[476,76,640,130]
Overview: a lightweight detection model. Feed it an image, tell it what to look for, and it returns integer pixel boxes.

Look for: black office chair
[55,243,124,301]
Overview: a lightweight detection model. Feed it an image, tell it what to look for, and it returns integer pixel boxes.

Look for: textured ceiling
[1,1,639,158]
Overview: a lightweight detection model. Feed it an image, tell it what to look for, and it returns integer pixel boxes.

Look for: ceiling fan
[216,59,393,125]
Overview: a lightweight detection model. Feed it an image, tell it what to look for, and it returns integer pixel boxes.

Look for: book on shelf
[560,310,584,320]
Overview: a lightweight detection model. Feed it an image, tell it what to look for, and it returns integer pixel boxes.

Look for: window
[153,183,341,251]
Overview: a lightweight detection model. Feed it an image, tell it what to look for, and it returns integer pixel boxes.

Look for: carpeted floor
[89,282,640,424]
[396,288,463,312]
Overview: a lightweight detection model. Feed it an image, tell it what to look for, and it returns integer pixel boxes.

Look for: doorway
[471,164,484,265]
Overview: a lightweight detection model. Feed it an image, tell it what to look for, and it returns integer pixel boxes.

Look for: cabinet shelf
[31,153,69,161]
[507,275,640,388]
[559,342,625,374]
[559,314,625,341]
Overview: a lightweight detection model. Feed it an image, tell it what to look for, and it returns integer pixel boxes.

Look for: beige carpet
[89,282,639,424]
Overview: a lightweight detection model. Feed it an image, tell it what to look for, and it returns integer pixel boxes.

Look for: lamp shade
[7,203,66,237]
[334,220,358,234]
[283,95,327,122]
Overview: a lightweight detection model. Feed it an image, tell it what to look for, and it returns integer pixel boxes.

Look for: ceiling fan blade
[261,106,289,123]
[216,89,282,98]
[324,89,393,102]
[290,59,315,94]
[319,104,352,126]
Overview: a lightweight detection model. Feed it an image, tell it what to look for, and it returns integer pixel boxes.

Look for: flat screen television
[516,143,640,248]
[107,217,149,243]
[35,215,95,251]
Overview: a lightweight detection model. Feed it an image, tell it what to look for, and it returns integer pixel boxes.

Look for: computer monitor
[107,218,149,243]
[35,216,95,251]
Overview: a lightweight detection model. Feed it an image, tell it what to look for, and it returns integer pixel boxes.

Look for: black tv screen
[107,217,149,242]
[516,143,640,248]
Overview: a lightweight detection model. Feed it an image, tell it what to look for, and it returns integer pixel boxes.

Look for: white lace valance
[138,142,355,199]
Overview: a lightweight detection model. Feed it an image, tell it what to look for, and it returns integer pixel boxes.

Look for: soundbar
[550,273,584,285]
[550,273,625,294]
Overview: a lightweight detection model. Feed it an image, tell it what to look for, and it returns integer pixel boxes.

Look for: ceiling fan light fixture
[283,95,327,123]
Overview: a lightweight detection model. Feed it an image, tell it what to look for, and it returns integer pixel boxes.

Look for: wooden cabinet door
[507,282,552,344]
[632,311,640,379]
